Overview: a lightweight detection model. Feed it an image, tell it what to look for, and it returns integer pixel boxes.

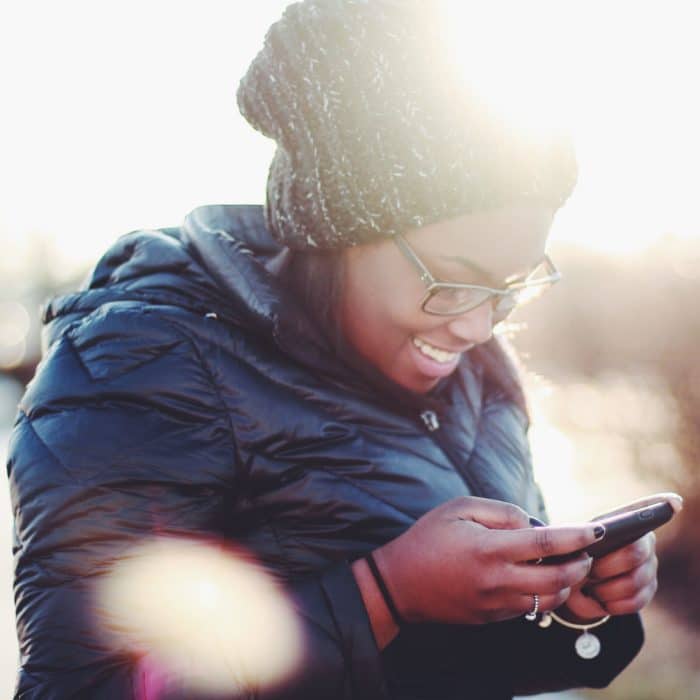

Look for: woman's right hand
[372,496,604,626]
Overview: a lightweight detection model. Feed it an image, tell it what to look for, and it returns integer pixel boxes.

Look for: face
[340,204,555,394]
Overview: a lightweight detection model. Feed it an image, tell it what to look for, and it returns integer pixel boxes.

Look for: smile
[412,337,460,364]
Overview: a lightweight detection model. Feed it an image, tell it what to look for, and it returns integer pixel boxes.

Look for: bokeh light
[96,537,303,697]
[0,302,30,370]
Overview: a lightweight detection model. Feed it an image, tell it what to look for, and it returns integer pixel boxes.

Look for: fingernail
[593,524,606,540]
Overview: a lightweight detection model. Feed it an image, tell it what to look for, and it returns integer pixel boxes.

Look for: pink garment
[136,656,170,700]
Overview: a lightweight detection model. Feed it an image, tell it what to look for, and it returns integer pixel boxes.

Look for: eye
[425,287,492,314]
[432,262,474,285]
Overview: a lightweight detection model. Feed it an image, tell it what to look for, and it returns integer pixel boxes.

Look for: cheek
[341,248,445,366]
[348,300,427,373]
[376,304,439,347]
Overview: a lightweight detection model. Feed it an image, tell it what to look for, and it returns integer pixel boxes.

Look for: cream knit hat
[237,0,577,249]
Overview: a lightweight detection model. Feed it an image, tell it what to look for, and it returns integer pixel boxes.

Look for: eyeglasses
[393,233,561,318]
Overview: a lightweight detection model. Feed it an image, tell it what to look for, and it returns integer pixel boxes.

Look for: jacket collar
[180,204,340,375]
[182,206,468,413]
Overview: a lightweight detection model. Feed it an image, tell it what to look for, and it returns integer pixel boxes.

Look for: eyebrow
[437,255,491,280]
[438,254,545,286]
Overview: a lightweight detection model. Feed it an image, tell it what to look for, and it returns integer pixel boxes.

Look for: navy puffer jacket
[7,205,643,699]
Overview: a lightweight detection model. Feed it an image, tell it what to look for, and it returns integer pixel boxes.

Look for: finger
[513,589,572,616]
[592,492,683,519]
[588,557,658,603]
[591,533,655,580]
[486,590,573,621]
[449,496,530,530]
[601,579,658,616]
[561,589,609,621]
[495,523,605,562]
[506,555,593,595]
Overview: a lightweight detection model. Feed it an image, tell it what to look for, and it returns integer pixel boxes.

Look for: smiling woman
[6,2,662,699]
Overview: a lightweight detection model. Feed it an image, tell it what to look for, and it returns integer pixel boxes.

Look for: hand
[559,531,658,622]
[373,496,604,625]
[558,491,683,623]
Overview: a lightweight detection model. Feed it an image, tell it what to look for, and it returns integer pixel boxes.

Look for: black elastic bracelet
[365,552,405,627]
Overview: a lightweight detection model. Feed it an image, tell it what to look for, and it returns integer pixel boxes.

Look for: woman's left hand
[558,531,658,622]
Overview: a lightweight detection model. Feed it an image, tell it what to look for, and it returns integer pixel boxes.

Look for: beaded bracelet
[364,552,405,627]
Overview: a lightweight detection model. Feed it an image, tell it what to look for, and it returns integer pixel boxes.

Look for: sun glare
[96,537,304,697]
[440,1,574,136]
[1,1,697,277]
[440,0,699,256]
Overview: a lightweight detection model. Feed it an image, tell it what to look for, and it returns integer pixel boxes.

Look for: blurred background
[1,1,698,698]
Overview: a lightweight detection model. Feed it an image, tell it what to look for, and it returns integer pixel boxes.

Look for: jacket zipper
[420,410,440,431]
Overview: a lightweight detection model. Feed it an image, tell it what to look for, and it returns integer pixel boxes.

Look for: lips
[408,336,467,380]
[412,336,474,359]
[412,337,458,363]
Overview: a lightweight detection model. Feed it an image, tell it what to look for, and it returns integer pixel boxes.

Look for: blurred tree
[514,236,700,626]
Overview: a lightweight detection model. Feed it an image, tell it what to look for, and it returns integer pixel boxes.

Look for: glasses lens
[489,293,515,323]
[422,257,559,316]
[424,286,492,315]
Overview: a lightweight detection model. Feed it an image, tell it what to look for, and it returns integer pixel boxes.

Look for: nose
[445,301,494,346]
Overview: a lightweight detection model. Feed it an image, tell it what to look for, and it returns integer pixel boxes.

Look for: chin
[391,372,439,395]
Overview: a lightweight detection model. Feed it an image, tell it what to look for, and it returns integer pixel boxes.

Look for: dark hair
[280,248,528,417]
[280,247,347,354]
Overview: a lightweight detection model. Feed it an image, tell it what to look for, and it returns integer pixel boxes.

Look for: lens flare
[440,0,575,136]
[0,302,30,369]
[95,537,304,697]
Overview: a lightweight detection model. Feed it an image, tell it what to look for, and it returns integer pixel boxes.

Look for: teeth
[412,337,458,364]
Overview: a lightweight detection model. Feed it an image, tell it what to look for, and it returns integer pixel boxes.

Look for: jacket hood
[42,205,331,368]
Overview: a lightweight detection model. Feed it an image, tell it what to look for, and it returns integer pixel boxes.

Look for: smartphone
[529,496,679,563]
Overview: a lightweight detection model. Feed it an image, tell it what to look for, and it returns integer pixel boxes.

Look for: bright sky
[1,1,698,283]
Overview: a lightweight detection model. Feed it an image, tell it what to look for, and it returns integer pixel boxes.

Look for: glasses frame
[393,232,561,317]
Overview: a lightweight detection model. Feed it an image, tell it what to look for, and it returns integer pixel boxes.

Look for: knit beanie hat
[237,0,577,250]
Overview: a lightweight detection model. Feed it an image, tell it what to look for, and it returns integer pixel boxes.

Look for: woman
[8,1,663,698]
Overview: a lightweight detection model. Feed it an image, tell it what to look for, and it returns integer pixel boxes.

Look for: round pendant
[575,631,601,659]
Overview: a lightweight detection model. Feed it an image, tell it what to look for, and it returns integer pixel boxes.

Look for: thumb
[446,496,530,530]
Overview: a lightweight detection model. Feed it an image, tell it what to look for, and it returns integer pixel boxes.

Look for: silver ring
[524,593,540,621]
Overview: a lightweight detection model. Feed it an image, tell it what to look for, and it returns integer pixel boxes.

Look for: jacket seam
[308,466,416,522]
[161,316,293,567]
[318,574,354,697]
[160,317,243,489]
[17,410,79,482]
[466,397,535,503]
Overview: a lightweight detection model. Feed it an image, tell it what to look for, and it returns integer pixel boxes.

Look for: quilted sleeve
[7,306,388,699]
